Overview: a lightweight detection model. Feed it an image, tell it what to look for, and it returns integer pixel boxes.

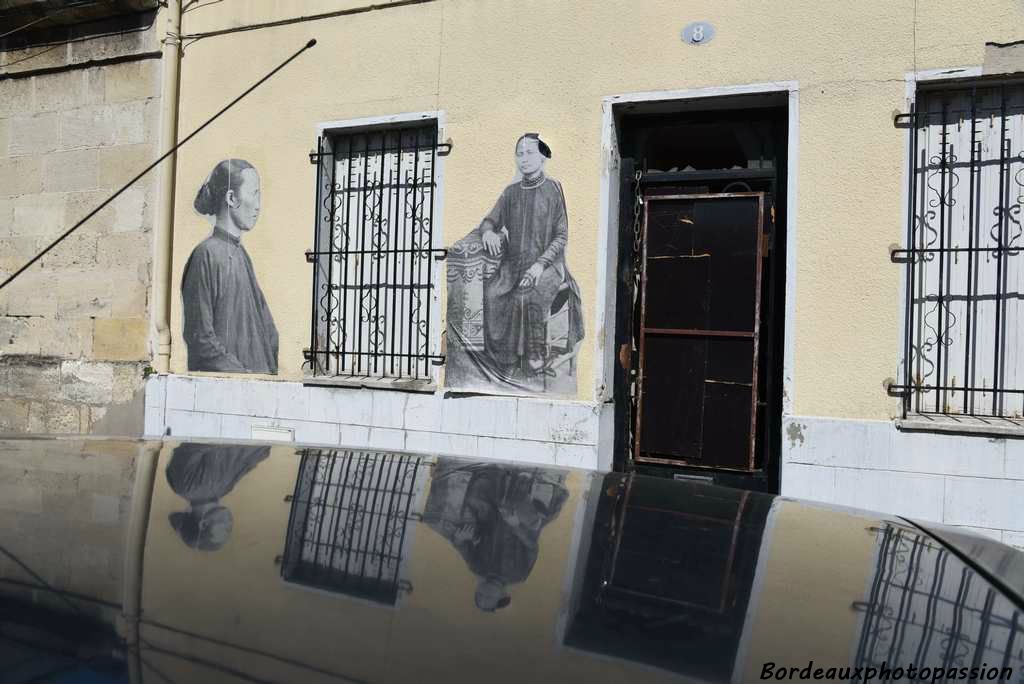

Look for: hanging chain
[626,168,644,467]
[631,168,643,263]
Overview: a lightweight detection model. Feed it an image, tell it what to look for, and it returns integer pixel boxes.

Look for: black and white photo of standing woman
[182,159,279,373]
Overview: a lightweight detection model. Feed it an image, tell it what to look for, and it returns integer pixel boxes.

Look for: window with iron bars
[305,122,449,384]
[893,80,1024,421]
[280,448,427,604]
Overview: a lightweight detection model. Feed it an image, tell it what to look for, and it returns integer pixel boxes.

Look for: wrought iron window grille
[280,448,426,605]
[854,522,1023,678]
[305,123,448,382]
[891,81,1024,421]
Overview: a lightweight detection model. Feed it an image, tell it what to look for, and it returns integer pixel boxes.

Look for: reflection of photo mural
[423,459,569,612]
[166,442,270,551]
[446,134,584,395]
[181,159,279,374]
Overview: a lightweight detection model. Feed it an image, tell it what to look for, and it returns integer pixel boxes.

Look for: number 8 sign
[681,22,715,45]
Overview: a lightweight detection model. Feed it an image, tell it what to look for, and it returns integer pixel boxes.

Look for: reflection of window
[305,122,449,384]
[854,522,1023,679]
[280,449,426,604]
[894,82,1024,420]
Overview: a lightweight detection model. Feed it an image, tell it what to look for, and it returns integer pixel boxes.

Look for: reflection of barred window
[893,83,1024,419]
[854,522,1023,681]
[306,122,449,383]
[281,449,427,605]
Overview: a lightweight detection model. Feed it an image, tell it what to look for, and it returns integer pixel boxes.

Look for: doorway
[611,93,789,493]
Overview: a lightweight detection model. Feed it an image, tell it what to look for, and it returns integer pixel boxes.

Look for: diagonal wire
[0,37,317,293]
[0,543,84,616]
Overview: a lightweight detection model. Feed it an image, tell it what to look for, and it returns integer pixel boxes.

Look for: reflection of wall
[736,500,877,682]
[0,439,136,617]
[140,448,679,683]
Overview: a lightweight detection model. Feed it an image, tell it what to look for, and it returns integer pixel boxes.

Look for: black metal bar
[914,136,926,414]
[393,457,421,596]
[913,542,947,665]
[865,527,899,663]
[372,132,386,376]
[993,86,1008,414]
[308,181,439,193]
[1001,611,1019,676]
[322,455,343,586]
[341,453,370,579]
[308,137,323,375]
[309,142,449,159]
[307,248,447,257]
[306,349,445,360]
[969,589,997,680]
[940,568,972,673]
[936,99,949,414]
[424,127,438,379]
[406,131,421,377]
[326,139,338,378]
[357,452,389,589]
[390,131,402,376]
[357,133,370,376]
[888,534,925,662]
[888,383,1024,395]
[325,452,354,581]
[375,455,404,587]
[903,104,918,419]
[969,97,984,416]
[340,135,354,374]
[417,128,433,378]
[964,89,977,414]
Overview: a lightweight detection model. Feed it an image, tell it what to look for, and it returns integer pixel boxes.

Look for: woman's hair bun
[193,182,215,215]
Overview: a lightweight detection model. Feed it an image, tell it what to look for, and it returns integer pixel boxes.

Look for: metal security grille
[306,123,449,381]
[893,82,1024,419]
[853,522,1023,680]
[280,448,425,604]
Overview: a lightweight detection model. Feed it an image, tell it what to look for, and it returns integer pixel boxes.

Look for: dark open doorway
[611,93,789,493]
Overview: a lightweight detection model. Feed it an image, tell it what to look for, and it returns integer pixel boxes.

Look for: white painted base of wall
[143,374,608,470]
[782,415,1024,548]
[142,376,1024,548]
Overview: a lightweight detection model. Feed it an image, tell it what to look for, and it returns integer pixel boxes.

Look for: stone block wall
[0,19,161,435]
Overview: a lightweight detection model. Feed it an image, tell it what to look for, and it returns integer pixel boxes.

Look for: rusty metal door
[634,193,765,471]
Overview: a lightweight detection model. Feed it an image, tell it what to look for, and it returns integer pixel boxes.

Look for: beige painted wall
[167,0,1024,418]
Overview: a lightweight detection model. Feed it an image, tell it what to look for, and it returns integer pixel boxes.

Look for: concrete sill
[896,414,1024,439]
[302,375,436,394]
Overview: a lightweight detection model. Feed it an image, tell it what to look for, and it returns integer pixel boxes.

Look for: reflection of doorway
[612,94,789,492]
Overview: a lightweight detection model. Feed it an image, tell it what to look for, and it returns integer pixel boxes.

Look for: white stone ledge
[159,374,600,446]
[896,415,1024,439]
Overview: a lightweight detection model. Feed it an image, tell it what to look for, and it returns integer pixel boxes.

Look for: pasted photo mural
[166,442,270,551]
[423,459,569,612]
[446,133,584,395]
[181,159,279,374]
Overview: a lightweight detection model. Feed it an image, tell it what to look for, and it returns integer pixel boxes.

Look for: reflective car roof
[1,437,1022,684]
